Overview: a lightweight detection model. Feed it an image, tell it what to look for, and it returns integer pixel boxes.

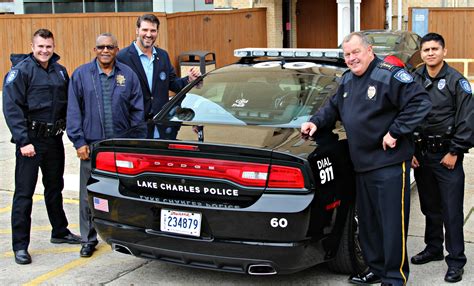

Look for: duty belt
[28,119,66,137]
[414,132,451,153]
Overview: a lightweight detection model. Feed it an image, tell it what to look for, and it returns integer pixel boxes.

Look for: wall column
[336,0,361,45]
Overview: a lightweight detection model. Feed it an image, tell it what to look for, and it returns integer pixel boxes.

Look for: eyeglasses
[96,45,116,51]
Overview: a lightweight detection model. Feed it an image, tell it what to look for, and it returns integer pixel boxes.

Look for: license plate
[160,209,202,237]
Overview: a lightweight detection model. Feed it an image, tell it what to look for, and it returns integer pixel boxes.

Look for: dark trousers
[12,136,70,251]
[356,161,410,286]
[79,158,98,246]
[414,151,466,269]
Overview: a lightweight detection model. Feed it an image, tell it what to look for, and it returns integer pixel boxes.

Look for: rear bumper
[94,217,328,275]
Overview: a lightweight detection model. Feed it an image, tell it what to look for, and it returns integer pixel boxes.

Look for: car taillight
[95,152,116,173]
[114,152,270,187]
[268,165,305,188]
[95,152,305,189]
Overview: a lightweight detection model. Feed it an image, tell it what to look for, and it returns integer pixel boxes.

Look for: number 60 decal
[270,218,288,228]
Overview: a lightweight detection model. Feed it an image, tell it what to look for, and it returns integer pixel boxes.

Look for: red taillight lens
[268,165,305,188]
[115,153,269,187]
[95,152,116,173]
[95,152,305,189]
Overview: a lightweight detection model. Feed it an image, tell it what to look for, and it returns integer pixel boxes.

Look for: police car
[87,48,366,275]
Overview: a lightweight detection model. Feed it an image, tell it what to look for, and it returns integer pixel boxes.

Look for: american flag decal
[93,197,109,212]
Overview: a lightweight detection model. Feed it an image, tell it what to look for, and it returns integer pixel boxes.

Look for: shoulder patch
[5,69,19,85]
[393,69,413,83]
[378,61,395,71]
[459,79,472,94]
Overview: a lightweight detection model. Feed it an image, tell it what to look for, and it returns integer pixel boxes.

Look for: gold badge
[367,86,376,99]
[116,74,126,86]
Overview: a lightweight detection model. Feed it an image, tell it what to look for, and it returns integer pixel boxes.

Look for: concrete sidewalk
[0,93,473,284]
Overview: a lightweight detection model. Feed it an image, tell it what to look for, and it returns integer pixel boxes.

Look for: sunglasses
[96,45,116,51]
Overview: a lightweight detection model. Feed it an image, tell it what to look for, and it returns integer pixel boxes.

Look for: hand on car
[301,122,317,138]
[187,67,201,82]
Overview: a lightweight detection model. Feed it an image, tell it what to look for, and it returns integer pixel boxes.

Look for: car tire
[327,205,367,274]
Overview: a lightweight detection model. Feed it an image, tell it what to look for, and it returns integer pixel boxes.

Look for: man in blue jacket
[67,33,144,257]
[117,14,200,138]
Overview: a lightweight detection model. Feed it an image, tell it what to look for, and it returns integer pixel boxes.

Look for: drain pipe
[386,0,392,30]
[397,0,402,30]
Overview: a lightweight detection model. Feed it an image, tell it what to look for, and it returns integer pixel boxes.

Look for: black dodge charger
[87,48,366,275]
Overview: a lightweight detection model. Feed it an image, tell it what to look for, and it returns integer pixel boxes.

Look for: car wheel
[327,205,367,274]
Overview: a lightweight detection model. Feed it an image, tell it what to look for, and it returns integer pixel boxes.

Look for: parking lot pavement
[0,93,473,285]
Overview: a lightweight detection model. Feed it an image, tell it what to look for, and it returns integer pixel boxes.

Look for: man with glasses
[66,33,144,257]
[117,14,200,136]
[3,28,81,265]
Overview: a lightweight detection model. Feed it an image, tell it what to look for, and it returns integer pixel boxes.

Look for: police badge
[5,70,19,85]
[160,71,167,81]
[116,74,126,86]
[437,79,446,90]
[367,86,376,100]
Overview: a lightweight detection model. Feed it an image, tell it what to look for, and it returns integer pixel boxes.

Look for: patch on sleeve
[393,69,413,83]
[459,79,472,94]
[5,69,19,85]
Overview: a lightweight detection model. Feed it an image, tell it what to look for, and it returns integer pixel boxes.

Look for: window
[23,0,153,13]
[24,0,52,14]
[54,0,83,13]
[117,0,152,12]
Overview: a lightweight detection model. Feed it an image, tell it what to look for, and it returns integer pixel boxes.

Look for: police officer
[301,32,431,286]
[411,33,473,283]
[2,28,80,265]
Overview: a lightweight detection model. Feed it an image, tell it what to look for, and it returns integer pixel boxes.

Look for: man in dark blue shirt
[3,28,81,265]
[67,33,144,258]
[301,32,432,286]
[410,33,473,283]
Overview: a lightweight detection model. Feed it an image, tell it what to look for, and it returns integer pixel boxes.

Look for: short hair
[32,28,54,41]
[342,32,371,47]
[96,32,118,47]
[420,32,445,49]
[136,14,160,28]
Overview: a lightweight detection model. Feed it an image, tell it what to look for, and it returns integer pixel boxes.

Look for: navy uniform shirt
[413,62,474,154]
[311,57,432,172]
[2,53,69,147]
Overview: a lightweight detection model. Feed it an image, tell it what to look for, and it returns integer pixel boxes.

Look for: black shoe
[381,283,393,286]
[80,244,96,257]
[348,271,381,284]
[410,250,444,265]
[445,267,463,283]
[51,232,81,244]
[14,250,32,265]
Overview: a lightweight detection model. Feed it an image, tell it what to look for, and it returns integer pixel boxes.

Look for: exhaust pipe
[247,264,277,275]
[112,243,133,255]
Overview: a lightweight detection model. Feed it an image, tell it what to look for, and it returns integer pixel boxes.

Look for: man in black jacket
[410,32,473,283]
[117,14,200,130]
[2,28,80,265]
[301,32,432,286]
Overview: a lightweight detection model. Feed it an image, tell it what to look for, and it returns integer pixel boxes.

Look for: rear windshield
[161,62,343,128]
[367,33,400,50]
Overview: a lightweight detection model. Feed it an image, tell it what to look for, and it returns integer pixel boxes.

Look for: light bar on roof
[234,48,344,59]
